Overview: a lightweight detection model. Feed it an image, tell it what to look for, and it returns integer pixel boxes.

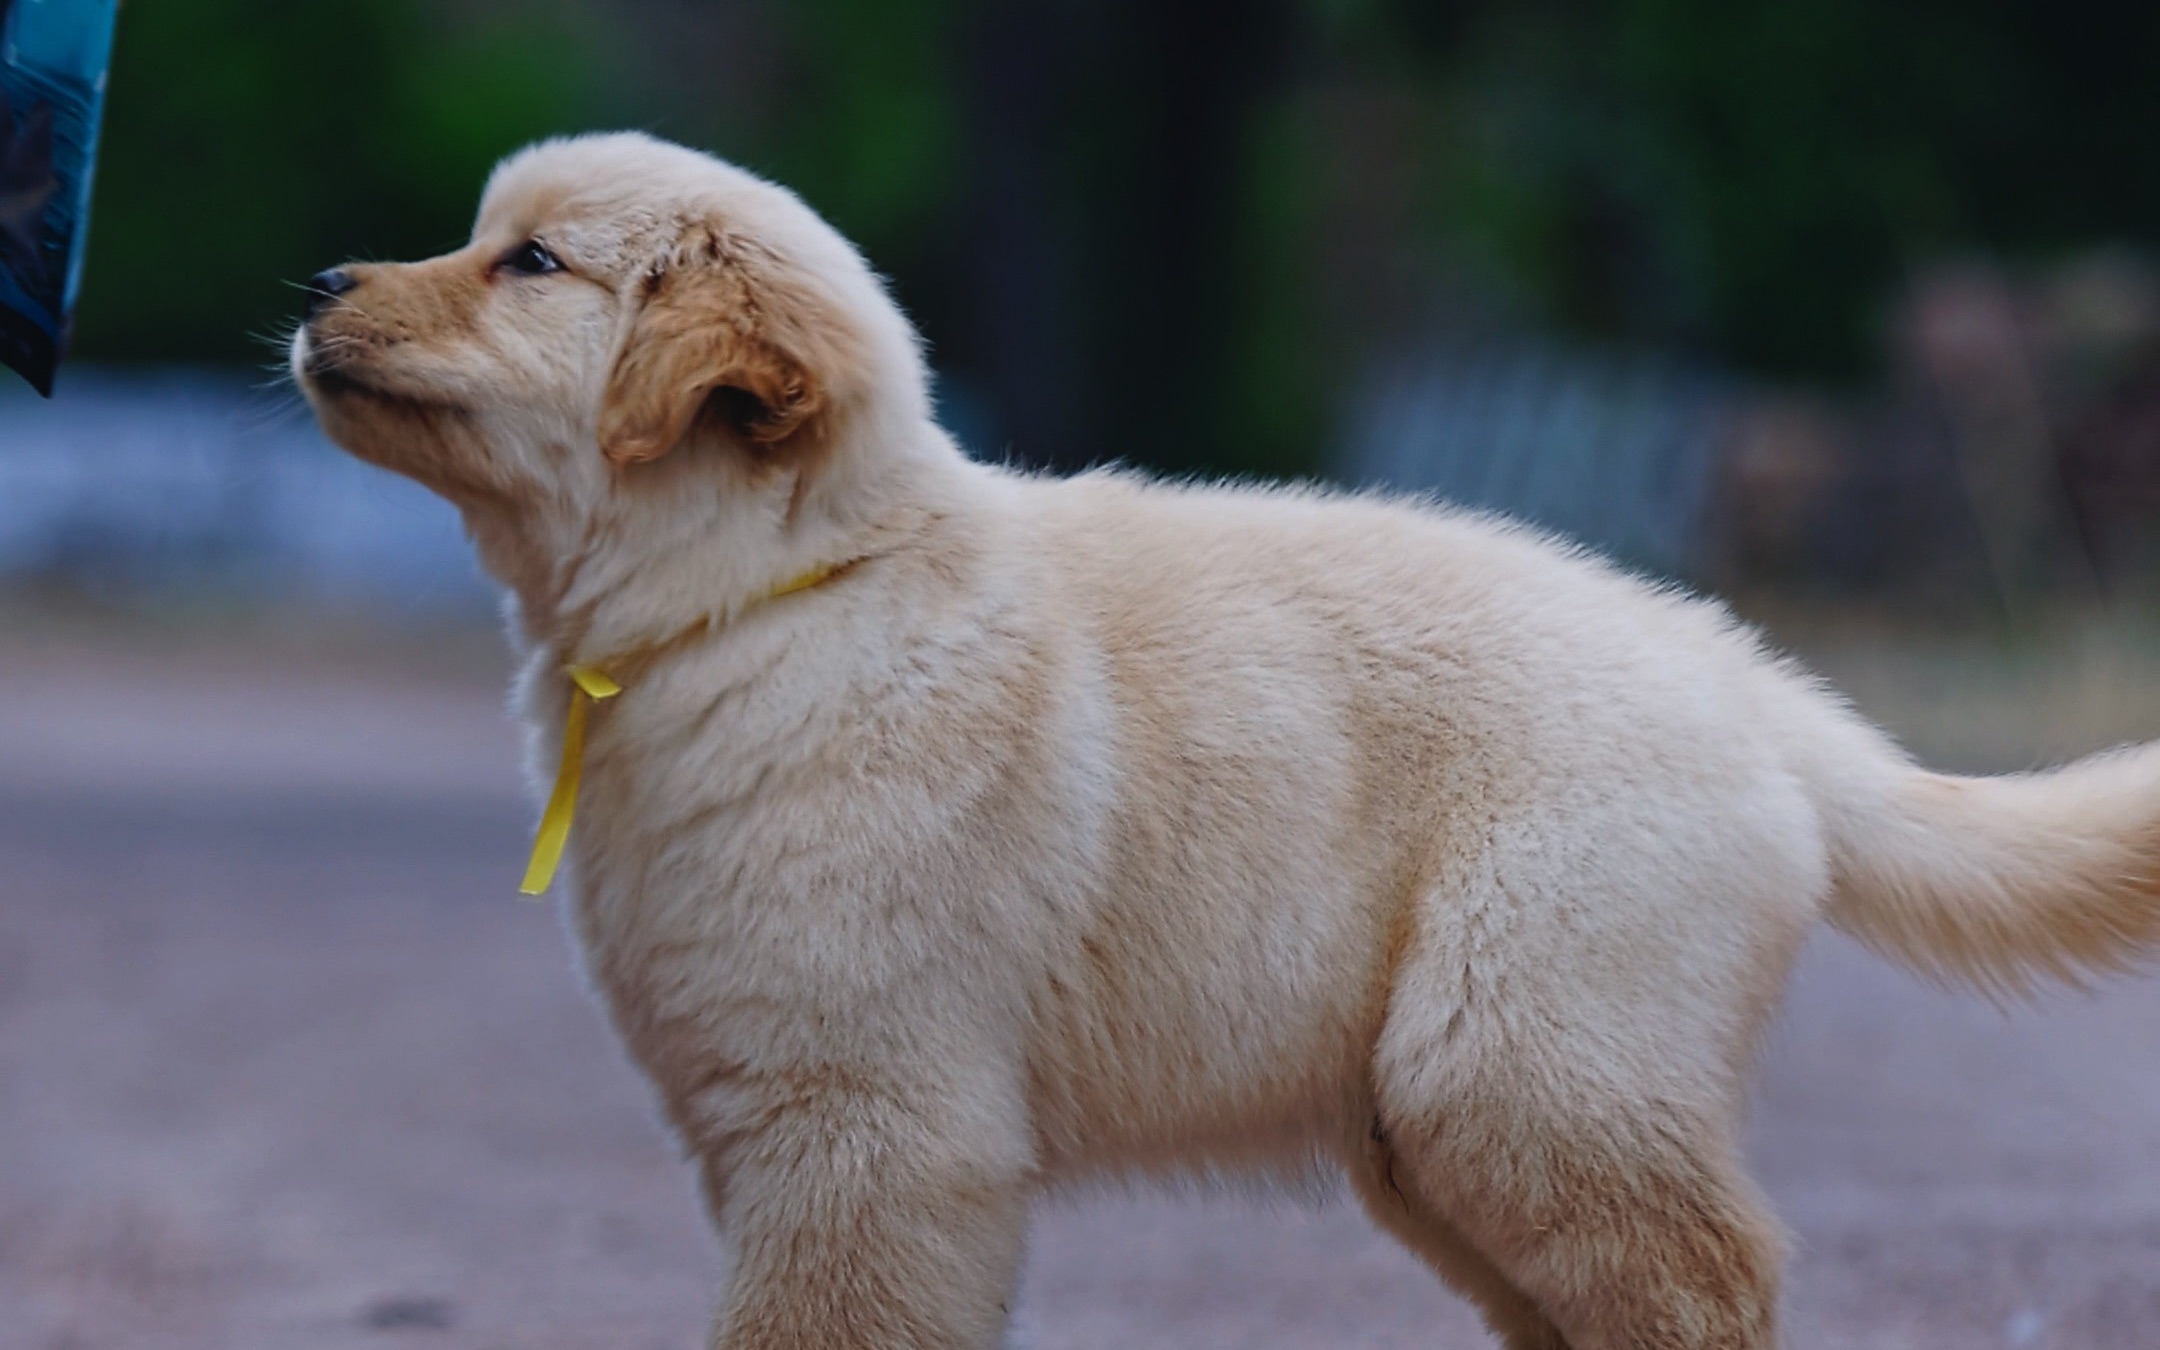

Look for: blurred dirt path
[4,618,2159,1349]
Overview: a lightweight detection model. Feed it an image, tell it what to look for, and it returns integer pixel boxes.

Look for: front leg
[699,1071,1035,1350]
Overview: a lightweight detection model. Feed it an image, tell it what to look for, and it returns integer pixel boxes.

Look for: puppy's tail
[1811,724,2160,998]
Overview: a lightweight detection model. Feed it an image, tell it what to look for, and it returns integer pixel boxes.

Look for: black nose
[302,267,358,316]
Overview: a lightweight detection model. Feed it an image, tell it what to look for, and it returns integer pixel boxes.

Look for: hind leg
[1348,1118,1572,1350]
[1378,1088,1785,1350]
[1369,862,1808,1346]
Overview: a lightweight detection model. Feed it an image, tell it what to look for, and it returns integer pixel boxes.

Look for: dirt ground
[6,604,2160,1349]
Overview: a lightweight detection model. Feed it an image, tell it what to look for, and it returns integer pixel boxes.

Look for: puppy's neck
[470,414,974,672]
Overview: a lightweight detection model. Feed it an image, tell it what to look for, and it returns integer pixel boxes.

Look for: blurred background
[9,4,2160,1348]
[10,0,2160,607]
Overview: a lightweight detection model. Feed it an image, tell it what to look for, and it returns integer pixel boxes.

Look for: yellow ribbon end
[518,665,623,897]
[568,665,621,700]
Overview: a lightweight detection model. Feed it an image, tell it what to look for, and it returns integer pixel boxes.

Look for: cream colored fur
[292,132,2160,1350]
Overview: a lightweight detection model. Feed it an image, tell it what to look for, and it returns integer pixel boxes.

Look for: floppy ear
[597,230,830,466]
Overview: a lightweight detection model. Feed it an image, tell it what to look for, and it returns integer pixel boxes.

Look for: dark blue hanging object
[1,0,119,397]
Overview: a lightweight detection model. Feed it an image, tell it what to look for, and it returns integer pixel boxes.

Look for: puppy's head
[290,133,924,518]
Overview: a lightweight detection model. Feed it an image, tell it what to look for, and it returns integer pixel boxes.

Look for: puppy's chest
[562,774,900,1080]
[559,661,1091,1022]
[567,713,867,968]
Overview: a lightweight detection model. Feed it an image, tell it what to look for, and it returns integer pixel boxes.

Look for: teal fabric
[1,0,119,396]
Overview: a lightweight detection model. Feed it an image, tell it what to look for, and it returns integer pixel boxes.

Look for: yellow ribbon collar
[518,560,852,896]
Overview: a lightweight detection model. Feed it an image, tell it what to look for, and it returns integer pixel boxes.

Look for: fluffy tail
[1815,734,2160,998]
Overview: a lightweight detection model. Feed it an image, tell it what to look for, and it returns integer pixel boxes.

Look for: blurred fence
[1336,343,1732,581]
[9,357,1728,615]
[0,369,487,613]
[10,300,2152,615]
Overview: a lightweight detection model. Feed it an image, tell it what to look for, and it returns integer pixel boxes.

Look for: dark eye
[497,240,563,276]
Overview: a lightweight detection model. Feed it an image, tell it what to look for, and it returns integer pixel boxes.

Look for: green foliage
[75,0,609,362]
[1381,0,2160,377]
[1218,96,1334,480]
[61,0,2160,473]
[756,0,963,253]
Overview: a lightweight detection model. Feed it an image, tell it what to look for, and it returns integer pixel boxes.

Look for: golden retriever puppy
[291,132,2160,1350]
